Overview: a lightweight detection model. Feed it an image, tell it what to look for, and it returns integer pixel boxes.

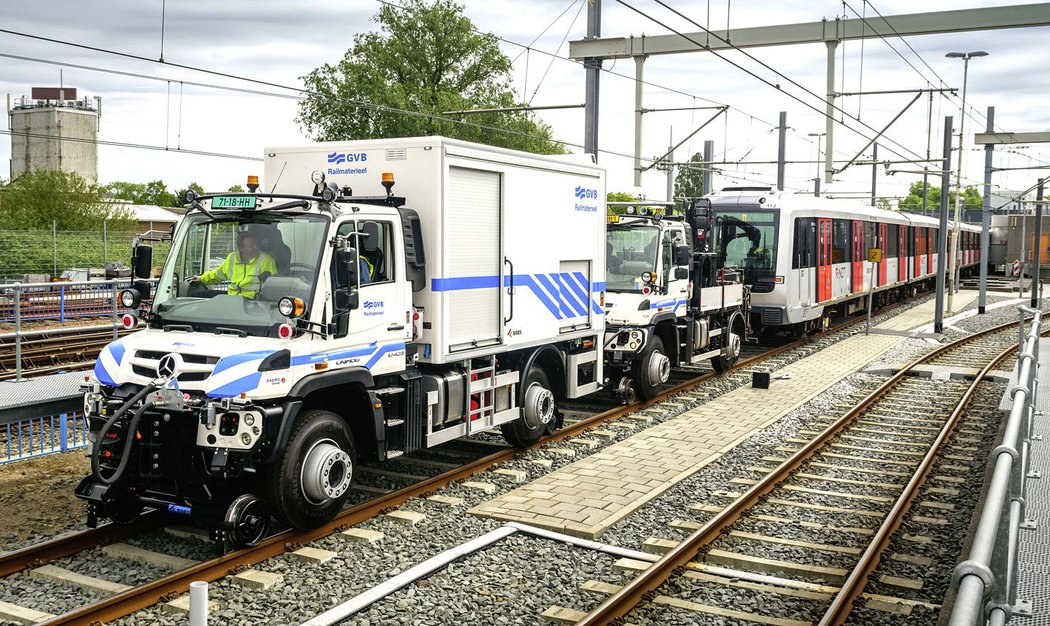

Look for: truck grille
[132,350,219,382]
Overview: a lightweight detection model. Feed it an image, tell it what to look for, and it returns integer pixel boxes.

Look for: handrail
[949,306,1042,626]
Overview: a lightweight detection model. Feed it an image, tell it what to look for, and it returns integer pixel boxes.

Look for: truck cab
[603,201,749,401]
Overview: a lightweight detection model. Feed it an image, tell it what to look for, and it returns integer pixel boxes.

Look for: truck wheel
[264,409,356,530]
[501,367,556,448]
[711,316,744,373]
[632,336,669,401]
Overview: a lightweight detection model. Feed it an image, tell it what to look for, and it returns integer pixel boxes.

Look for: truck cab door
[332,218,410,376]
[662,225,690,314]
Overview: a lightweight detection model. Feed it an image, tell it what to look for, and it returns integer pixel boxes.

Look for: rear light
[277,323,295,339]
[774,276,784,284]
[120,313,137,329]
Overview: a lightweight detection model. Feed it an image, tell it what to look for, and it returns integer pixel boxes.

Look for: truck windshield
[150,212,328,337]
[607,223,659,292]
[713,210,779,287]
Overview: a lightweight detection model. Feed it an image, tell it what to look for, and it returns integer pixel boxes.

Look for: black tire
[264,409,356,530]
[711,316,744,373]
[631,336,668,401]
[501,367,556,448]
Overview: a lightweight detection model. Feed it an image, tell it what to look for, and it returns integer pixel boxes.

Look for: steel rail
[18,296,917,623]
[819,328,1032,624]
[575,318,1030,626]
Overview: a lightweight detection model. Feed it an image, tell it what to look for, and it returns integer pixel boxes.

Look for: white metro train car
[704,187,981,333]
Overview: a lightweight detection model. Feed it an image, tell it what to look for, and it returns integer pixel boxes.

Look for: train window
[712,210,779,286]
[792,217,816,269]
[887,224,899,256]
[832,219,850,263]
[864,222,876,253]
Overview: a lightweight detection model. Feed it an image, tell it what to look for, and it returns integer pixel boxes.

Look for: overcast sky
[2,0,1049,204]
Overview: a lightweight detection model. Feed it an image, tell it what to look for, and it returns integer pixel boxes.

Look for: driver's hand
[188,275,200,282]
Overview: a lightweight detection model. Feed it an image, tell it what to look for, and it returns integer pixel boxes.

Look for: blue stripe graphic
[509,275,563,319]
[428,273,606,321]
[431,276,501,291]
[557,273,588,317]
[109,341,125,365]
[212,350,277,376]
[365,342,406,369]
[208,372,262,398]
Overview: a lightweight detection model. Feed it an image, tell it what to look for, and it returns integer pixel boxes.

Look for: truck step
[374,386,405,395]
[386,449,404,459]
[385,418,405,427]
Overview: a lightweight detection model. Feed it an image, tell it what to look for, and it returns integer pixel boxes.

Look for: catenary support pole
[777,111,786,191]
[583,0,601,159]
[633,55,644,187]
[935,116,953,333]
[702,140,713,196]
[666,138,674,203]
[871,143,878,206]
[979,106,994,313]
[1032,179,1044,308]
[825,40,837,184]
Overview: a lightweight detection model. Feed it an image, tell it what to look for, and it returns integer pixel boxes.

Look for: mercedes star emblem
[158,353,180,378]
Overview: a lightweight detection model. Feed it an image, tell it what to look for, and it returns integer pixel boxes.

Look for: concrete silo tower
[8,87,100,184]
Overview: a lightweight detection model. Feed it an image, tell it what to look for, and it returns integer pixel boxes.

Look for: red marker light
[121,313,136,329]
[277,323,295,339]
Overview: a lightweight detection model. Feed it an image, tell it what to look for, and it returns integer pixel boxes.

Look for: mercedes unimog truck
[603,198,748,401]
[77,137,606,546]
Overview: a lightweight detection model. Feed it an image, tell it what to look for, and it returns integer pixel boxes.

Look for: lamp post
[808,132,826,197]
[945,50,988,313]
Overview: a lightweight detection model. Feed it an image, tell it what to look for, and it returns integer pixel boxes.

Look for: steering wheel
[288,262,313,272]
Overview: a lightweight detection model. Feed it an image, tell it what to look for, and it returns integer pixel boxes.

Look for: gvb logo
[327,152,368,165]
[575,186,598,199]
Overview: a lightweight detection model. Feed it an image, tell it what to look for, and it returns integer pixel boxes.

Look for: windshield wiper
[215,326,248,337]
[163,324,195,332]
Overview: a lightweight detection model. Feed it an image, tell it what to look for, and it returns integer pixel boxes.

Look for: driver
[192,230,277,299]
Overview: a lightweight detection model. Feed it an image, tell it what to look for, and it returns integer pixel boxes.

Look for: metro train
[702,187,982,334]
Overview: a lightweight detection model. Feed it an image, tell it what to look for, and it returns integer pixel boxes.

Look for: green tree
[674,153,705,199]
[607,191,639,215]
[103,180,176,207]
[899,180,982,214]
[0,169,134,230]
[297,0,564,154]
[172,183,206,206]
[227,184,246,193]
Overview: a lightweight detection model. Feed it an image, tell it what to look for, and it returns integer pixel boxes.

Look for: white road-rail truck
[77,137,606,545]
[604,198,748,401]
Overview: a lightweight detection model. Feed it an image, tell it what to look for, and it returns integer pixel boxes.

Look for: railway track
[575,317,1036,626]
[0,324,131,381]
[0,294,933,624]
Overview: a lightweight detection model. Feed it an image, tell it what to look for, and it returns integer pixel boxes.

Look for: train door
[852,221,864,292]
[898,225,907,282]
[932,228,940,275]
[817,218,832,302]
[916,227,926,276]
[878,223,887,286]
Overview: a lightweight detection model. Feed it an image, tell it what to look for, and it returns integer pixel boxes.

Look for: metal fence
[0,227,171,281]
[1,411,90,465]
[0,279,130,323]
[949,306,1042,626]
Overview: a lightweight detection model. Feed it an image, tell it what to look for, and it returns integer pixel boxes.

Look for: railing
[0,279,136,323]
[949,306,1043,626]
[1,411,90,465]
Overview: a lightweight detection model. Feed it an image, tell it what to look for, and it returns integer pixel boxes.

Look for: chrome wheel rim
[300,438,353,505]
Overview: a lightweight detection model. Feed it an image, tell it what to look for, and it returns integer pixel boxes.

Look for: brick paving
[468,292,978,539]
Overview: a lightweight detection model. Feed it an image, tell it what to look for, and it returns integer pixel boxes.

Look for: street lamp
[945,50,988,313]
[808,132,826,197]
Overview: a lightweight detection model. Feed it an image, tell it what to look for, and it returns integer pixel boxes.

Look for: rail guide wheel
[223,494,270,548]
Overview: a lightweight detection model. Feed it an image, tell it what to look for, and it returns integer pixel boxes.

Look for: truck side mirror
[674,267,689,280]
[675,244,691,266]
[133,279,152,301]
[133,244,153,279]
[334,247,360,311]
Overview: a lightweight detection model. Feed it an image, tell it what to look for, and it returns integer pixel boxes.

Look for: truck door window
[336,221,396,285]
